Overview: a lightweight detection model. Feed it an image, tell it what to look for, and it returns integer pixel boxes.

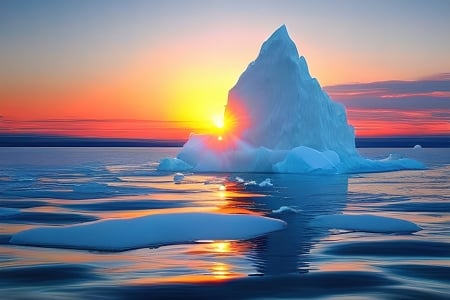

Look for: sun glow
[212,114,225,129]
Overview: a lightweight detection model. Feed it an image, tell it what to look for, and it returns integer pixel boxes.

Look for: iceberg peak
[226,25,356,153]
[258,24,300,62]
[267,24,290,43]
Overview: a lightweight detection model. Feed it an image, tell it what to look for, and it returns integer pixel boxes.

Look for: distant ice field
[0,147,449,299]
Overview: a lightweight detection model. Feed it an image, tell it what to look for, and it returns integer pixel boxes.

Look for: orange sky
[1,1,449,139]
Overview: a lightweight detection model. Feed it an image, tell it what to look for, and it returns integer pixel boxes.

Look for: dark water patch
[0,199,48,209]
[347,192,411,203]
[326,240,450,257]
[85,271,395,300]
[384,202,450,213]
[2,187,153,200]
[377,286,450,300]
[1,212,98,225]
[2,189,115,200]
[0,234,12,244]
[63,199,189,211]
[0,264,101,286]
[383,264,450,283]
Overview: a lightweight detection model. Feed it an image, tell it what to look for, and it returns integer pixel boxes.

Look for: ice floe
[310,214,421,233]
[10,212,286,251]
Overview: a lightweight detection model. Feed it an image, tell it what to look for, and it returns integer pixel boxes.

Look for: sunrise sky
[1,0,449,139]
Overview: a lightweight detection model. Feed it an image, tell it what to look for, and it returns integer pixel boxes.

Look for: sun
[212,114,225,129]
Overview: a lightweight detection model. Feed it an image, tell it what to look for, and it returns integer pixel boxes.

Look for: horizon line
[0,133,449,148]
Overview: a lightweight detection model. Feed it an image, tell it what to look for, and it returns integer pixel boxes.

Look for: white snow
[273,147,340,173]
[272,206,301,214]
[0,207,20,217]
[226,25,356,157]
[244,180,257,186]
[234,176,245,183]
[413,144,422,149]
[259,178,273,187]
[173,172,185,184]
[157,25,424,174]
[310,214,421,233]
[9,212,286,251]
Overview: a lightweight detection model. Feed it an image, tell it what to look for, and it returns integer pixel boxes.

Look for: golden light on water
[211,262,231,279]
[212,241,231,253]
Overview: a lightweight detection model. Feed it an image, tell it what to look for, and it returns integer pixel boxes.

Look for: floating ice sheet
[310,214,421,233]
[10,212,286,251]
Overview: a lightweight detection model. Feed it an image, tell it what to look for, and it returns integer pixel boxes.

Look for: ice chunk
[272,206,301,214]
[173,173,184,184]
[235,176,245,183]
[413,144,422,149]
[273,146,340,174]
[244,180,257,186]
[344,155,425,173]
[310,214,421,233]
[158,157,192,172]
[259,178,273,187]
[10,212,286,251]
[176,134,276,172]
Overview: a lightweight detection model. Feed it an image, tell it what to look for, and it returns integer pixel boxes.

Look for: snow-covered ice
[158,25,424,174]
[9,212,286,251]
[173,172,185,184]
[258,178,273,187]
[158,157,192,172]
[272,206,301,214]
[310,214,421,233]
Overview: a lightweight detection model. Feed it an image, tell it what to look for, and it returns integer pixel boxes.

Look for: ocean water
[0,147,449,300]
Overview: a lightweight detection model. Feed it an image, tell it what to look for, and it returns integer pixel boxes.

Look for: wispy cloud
[0,118,207,139]
[324,74,450,136]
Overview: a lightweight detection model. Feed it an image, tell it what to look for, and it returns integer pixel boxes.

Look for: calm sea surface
[0,147,449,299]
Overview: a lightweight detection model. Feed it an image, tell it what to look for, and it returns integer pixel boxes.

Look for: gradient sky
[1,0,449,138]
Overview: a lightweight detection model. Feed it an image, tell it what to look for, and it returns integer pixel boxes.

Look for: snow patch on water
[310,214,421,233]
[10,212,287,251]
[272,206,301,214]
[173,173,185,184]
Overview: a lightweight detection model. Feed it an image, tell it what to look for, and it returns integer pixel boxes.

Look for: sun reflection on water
[211,262,231,279]
[124,240,250,285]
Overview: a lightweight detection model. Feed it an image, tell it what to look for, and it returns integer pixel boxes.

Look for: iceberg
[9,212,286,251]
[310,214,421,233]
[159,25,424,173]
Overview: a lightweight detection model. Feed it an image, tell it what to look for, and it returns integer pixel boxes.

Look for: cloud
[324,76,450,111]
[323,74,450,136]
[419,73,450,81]
[0,119,204,139]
